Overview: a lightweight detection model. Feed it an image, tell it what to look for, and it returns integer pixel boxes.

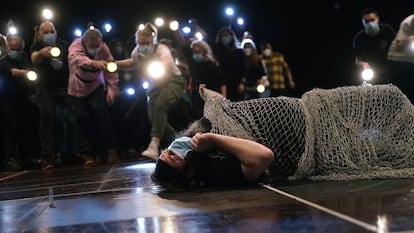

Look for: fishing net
[200,84,414,180]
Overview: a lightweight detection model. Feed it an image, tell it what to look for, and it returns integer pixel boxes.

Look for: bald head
[38,21,57,45]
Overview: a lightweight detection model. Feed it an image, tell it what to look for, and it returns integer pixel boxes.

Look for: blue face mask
[167,136,192,159]
[8,50,22,61]
[43,33,57,45]
[192,53,204,62]
[364,21,379,34]
[221,36,231,46]
[138,45,154,55]
[87,47,101,57]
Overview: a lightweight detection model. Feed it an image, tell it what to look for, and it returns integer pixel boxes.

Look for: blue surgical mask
[167,136,192,159]
[42,33,57,45]
[8,50,22,61]
[87,47,101,57]
[192,53,204,62]
[364,21,379,34]
[138,45,154,55]
[221,36,231,46]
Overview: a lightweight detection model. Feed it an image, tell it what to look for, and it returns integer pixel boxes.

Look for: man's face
[8,38,23,51]
[39,23,56,38]
[362,13,379,26]
[84,37,102,50]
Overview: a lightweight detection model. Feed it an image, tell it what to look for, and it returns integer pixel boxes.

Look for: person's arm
[190,132,274,181]
[31,46,52,64]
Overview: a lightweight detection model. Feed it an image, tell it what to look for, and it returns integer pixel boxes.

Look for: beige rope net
[200,84,414,180]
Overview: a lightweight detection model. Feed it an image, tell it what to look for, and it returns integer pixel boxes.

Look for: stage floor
[1,159,414,233]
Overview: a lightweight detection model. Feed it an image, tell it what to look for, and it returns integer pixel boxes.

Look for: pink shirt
[67,38,119,97]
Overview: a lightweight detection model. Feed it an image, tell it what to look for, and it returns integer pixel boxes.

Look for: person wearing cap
[116,23,187,161]
[67,26,120,165]
[240,38,266,100]
[152,130,274,190]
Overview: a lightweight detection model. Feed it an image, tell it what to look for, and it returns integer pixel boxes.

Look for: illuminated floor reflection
[1,160,414,233]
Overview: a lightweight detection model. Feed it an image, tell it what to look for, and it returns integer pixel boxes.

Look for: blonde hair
[136,23,158,44]
[190,39,215,62]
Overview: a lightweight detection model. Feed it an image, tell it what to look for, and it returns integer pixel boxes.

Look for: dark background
[1,0,413,97]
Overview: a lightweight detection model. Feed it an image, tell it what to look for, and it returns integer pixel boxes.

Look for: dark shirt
[353,24,396,82]
[190,61,225,93]
[0,54,31,99]
[30,38,69,90]
[196,154,251,187]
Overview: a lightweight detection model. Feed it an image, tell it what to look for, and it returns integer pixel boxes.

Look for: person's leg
[37,88,58,168]
[89,86,119,164]
[142,77,186,160]
[0,102,19,170]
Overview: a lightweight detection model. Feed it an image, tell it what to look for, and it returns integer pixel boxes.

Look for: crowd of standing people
[0,18,297,172]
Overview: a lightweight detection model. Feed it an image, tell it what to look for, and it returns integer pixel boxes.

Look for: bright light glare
[106,61,118,73]
[411,41,414,50]
[169,20,179,31]
[154,17,164,27]
[182,26,191,34]
[126,87,135,96]
[74,28,82,37]
[142,81,150,89]
[225,7,234,16]
[50,47,61,57]
[27,71,38,81]
[104,23,112,33]
[42,8,53,20]
[148,61,165,79]
[137,23,145,31]
[361,68,374,81]
[126,162,156,170]
[194,32,203,40]
[237,17,244,25]
[257,84,265,93]
[8,26,17,35]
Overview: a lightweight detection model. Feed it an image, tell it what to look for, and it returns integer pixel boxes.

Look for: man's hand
[40,46,53,58]
[90,60,107,70]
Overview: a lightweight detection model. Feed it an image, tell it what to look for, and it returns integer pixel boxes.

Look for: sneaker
[141,147,159,161]
[106,149,119,164]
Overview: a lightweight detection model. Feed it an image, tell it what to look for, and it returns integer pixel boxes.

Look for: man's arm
[191,132,274,181]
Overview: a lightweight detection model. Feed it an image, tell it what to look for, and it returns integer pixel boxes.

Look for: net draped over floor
[200,84,414,180]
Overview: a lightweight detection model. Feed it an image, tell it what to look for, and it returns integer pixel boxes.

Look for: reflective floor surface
[1,159,414,233]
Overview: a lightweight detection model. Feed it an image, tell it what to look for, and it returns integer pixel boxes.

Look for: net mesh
[200,84,414,180]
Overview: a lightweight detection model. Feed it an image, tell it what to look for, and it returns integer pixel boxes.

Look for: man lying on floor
[152,84,414,190]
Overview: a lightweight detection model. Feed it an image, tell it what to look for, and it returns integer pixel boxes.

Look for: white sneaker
[141,147,159,161]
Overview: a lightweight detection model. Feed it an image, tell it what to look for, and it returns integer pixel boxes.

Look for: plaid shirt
[261,52,291,90]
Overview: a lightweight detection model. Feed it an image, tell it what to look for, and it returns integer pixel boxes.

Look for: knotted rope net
[200,84,414,180]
